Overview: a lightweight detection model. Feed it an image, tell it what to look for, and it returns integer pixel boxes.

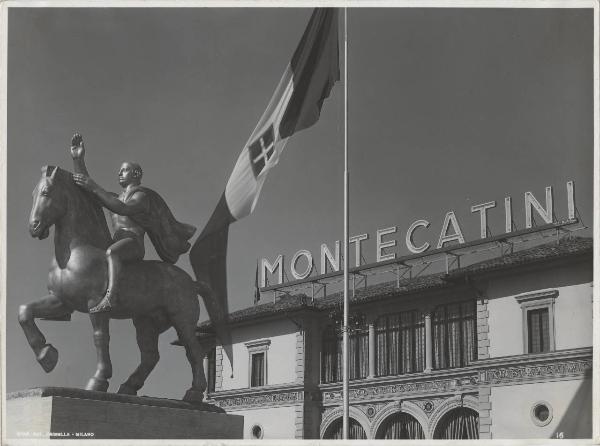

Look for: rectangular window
[527,308,550,353]
[432,300,476,370]
[245,339,270,388]
[375,310,425,377]
[250,352,265,387]
[321,322,368,383]
[515,289,557,354]
[349,327,369,380]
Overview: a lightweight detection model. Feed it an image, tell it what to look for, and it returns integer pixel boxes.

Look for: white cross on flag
[190,8,340,369]
[248,125,275,179]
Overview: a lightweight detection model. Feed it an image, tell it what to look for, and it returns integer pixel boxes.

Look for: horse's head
[29,166,69,239]
[29,165,111,246]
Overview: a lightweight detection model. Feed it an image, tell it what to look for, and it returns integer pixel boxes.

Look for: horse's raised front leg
[18,294,73,373]
[86,312,112,392]
[118,316,159,395]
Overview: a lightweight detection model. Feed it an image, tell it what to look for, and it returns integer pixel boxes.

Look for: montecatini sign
[260,181,577,288]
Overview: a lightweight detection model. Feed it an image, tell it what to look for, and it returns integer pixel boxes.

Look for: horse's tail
[191,281,233,372]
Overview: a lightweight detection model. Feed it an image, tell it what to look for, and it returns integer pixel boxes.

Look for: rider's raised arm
[73,157,89,176]
[70,133,90,176]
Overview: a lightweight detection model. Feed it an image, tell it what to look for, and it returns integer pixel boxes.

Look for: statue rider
[71,133,196,313]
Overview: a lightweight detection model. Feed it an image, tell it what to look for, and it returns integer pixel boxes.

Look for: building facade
[192,236,593,439]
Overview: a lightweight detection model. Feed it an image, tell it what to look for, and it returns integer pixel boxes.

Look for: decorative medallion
[423,401,434,413]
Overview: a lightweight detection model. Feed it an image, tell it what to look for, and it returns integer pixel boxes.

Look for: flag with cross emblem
[190,8,340,369]
[248,125,275,178]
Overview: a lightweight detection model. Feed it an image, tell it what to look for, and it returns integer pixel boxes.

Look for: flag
[190,8,340,369]
[254,260,261,305]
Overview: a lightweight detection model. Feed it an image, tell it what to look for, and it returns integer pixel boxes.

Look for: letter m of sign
[249,125,275,178]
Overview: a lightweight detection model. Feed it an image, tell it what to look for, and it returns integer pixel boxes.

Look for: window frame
[514,289,558,354]
[245,339,271,388]
[320,319,369,384]
[374,309,426,377]
[432,299,477,370]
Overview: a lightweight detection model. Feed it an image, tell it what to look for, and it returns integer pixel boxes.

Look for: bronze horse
[21,165,207,402]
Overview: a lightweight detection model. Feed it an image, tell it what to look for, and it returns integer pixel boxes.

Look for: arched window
[432,300,476,369]
[376,412,425,439]
[375,310,425,376]
[321,320,368,383]
[434,407,479,439]
[323,417,367,439]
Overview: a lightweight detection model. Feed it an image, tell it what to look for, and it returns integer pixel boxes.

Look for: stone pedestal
[7,387,243,440]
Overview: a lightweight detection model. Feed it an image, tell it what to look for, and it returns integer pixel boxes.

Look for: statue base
[6,387,243,439]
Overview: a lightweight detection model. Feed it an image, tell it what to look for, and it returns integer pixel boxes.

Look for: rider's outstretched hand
[71,133,85,159]
[73,173,98,192]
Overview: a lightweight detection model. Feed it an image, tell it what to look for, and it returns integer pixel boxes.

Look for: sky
[5,7,594,400]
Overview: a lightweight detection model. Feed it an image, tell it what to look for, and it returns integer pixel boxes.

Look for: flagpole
[342,6,350,441]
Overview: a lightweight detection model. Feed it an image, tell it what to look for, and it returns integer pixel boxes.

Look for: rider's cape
[127,186,196,264]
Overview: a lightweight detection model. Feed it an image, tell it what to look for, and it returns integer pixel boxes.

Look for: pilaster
[478,384,492,439]
[476,298,490,360]
[295,329,305,382]
[294,319,307,438]
[424,310,433,372]
[367,316,376,378]
[294,404,304,439]
[215,345,224,391]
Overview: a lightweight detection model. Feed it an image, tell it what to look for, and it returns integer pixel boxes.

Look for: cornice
[209,382,311,410]
[474,348,592,386]
[209,348,592,409]
[319,364,478,392]
[471,347,591,369]
[320,369,479,406]
[321,378,479,406]
[319,348,592,405]
[513,288,558,305]
[211,381,304,398]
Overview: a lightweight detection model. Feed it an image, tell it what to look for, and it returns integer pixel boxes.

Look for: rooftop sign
[260,181,577,288]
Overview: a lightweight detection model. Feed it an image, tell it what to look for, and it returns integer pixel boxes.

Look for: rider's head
[118,162,143,187]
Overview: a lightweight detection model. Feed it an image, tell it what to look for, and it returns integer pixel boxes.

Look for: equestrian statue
[20,133,210,402]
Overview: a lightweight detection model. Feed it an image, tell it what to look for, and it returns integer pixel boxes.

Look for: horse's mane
[44,166,112,245]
